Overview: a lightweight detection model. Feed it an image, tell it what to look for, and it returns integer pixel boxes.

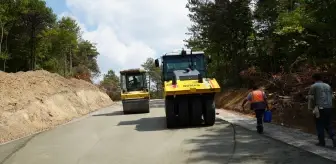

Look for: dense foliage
[100,69,121,100]
[185,0,336,88]
[141,58,162,99]
[0,0,100,81]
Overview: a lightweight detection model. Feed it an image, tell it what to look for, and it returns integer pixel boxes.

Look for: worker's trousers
[254,109,266,133]
[255,109,266,126]
[315,108,335,145]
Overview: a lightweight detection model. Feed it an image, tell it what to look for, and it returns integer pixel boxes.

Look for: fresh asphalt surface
[0,99,334,164]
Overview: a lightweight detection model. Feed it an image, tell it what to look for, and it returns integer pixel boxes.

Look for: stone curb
[216,109,336,162]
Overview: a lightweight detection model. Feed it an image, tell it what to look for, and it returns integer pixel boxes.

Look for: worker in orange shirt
[242,84,269,134]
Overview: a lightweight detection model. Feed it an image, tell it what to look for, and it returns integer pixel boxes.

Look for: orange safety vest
[250,90,265,103]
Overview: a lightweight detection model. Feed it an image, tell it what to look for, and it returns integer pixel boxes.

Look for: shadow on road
[118,116,167,131]
[185,120,334,164]
[92,111,124,117]
[184,119,235,163]
[117,116,229,132]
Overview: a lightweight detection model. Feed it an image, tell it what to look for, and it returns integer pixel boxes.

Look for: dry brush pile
[217,63,336,134]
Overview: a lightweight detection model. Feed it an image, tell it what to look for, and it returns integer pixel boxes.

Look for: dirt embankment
[0,70,113,144]
[215,89,323,134]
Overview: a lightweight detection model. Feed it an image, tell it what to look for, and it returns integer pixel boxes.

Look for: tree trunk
[69,47,72,74]
[148,75,151,92]
[30,25,35,70]
[64,48,67,76]
[0,24,3,57]
[156,81,159,96]
[4,33,9,72]
[0,24,4,72]
[5,30,8,52]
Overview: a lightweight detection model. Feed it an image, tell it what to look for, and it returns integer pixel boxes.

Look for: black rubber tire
[190,97,203,126]
[122,103,128,115]
[143,102,150,113]
[165,99,176,128]
[143,107,150,113]
[204,99,216,126]
[178,99,189,126]
[143,100,150,113]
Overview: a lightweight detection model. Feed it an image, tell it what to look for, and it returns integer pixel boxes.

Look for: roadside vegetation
[183,0,336,134]
[0,0,100,80]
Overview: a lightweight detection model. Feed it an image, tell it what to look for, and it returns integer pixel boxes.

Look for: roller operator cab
[154,50,221,128]
[120,68,150,114]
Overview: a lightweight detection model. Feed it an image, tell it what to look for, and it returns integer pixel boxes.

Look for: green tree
[100,70,121,100]
[20,0,56,70]
[186,0,253,87]
[56,17,81,76]
[0,0,101,84]
[0,0,20,71]
[184,0,336,90]
[141,57,162,98]
[74,40,100,77]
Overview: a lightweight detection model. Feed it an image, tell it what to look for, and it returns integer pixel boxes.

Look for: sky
[45,0,192,82]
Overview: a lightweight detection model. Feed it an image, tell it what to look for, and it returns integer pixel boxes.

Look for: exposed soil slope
[0,70,113,143]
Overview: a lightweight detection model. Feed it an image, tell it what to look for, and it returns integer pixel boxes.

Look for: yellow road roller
[120,68,150,114]
[154,50,221,128]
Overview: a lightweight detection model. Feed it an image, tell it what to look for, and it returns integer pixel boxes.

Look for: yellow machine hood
[121,91,149,100]
[164,78,221,96]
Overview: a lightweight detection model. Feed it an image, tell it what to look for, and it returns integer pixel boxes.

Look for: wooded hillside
[185,0,336,87]
[0,0,100,82]
[184,0,336,133]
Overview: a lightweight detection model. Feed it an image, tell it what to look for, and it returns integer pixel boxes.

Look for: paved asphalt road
[0,99,334,164]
